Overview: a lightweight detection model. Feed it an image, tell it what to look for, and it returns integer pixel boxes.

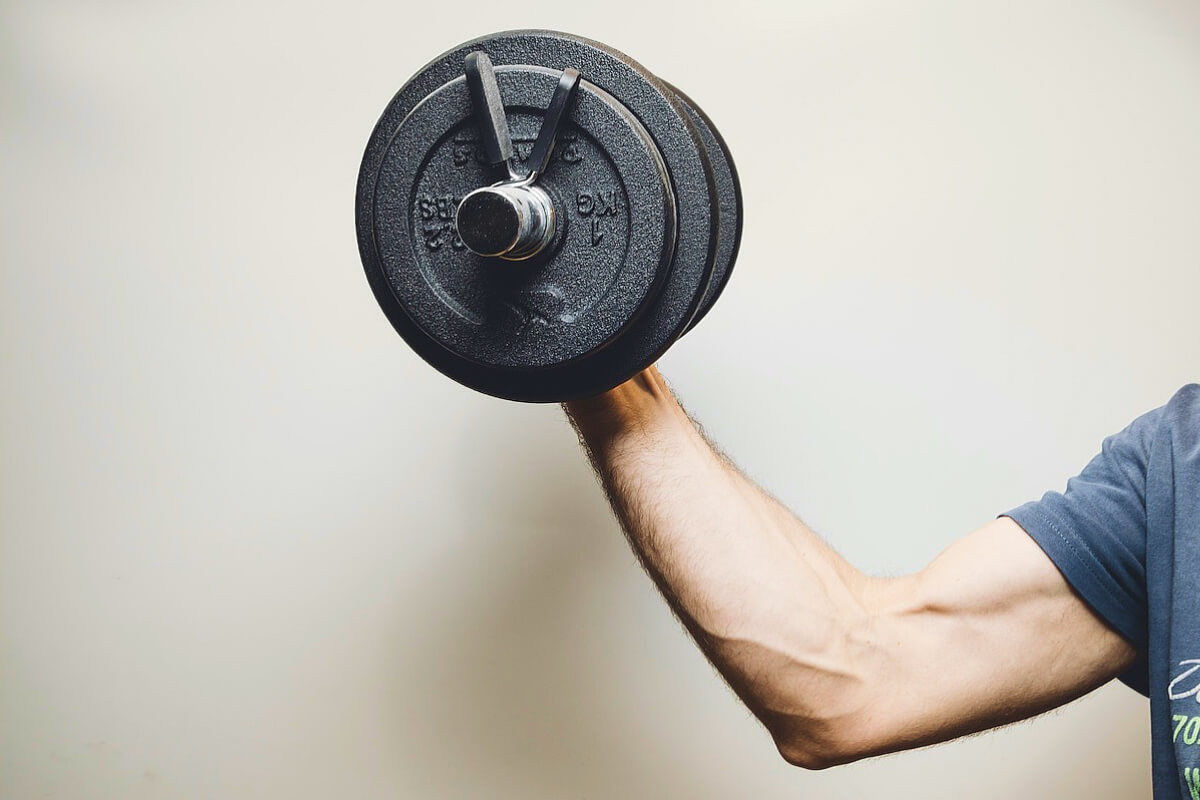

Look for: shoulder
[1104,383,1200,471]
[1084,386,1198,485]
[1157,383,1200,456]
[1109,384,1197,445]
[1163,383,1200,422]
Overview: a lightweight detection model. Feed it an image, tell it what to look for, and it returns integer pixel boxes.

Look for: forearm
[564,368,877,766]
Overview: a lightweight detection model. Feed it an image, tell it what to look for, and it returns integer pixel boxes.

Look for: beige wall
[4,0,1199,796]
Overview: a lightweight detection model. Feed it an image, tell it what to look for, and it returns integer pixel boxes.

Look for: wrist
[563,366,687,446]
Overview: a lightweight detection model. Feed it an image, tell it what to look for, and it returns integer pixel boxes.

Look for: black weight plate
[357,30,719,401]
[666,83,743,331]
[372,66,676,372]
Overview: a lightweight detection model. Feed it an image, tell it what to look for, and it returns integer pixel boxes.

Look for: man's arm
[564,367,1136,769]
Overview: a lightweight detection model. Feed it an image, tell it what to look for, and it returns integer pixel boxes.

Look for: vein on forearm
[566,381,878,733]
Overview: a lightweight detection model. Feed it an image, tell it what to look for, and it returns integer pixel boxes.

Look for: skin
[563,366,1136,769]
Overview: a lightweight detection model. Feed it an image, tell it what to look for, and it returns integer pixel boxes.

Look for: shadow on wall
[387,410,718,798]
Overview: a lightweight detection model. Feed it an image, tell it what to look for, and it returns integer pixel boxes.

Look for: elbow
[772,734,859,767]
[774,738,836,771]
[707,580,887,770]
[753,648,878,770]
[759,683,876,771]
[771,724,871,770]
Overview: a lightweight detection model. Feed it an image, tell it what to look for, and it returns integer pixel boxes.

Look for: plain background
[3,0,1199,797]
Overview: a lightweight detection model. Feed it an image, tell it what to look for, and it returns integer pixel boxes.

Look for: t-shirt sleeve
[1003,406,1164,668]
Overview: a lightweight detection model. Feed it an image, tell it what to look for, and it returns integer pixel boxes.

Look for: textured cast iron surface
[372,66,674,369]
[356,30,727,401]
[668,83,743,331]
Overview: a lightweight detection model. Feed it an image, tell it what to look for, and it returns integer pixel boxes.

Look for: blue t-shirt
[1005,384,1200,799]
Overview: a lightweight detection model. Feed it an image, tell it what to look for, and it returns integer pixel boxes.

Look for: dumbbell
[355,30,742,402]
